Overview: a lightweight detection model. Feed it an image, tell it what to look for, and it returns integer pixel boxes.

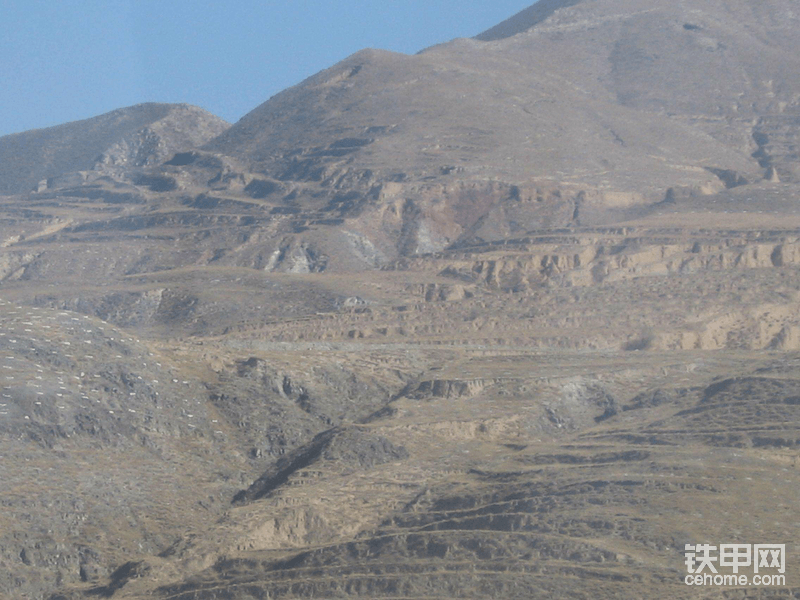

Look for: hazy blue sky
[0,1,534,137]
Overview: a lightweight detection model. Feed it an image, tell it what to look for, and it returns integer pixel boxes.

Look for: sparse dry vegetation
[2,0,800,598]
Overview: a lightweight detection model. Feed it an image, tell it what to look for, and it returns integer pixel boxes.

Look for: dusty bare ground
[2,212,800,597]
[1,1,800,597]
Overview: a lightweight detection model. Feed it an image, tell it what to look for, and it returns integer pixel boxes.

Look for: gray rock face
[0,103,229,194]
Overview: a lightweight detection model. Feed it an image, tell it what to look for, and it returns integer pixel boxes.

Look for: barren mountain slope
[192,0,800,261]
[0,103,230,195]
[206,0,800,188]
[1,1,799,599]
[475,0,800,178]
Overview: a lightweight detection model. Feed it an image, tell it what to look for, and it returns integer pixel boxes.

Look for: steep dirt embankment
[431,235,800,289]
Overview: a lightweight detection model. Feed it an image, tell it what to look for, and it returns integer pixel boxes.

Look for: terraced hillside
[1,0,799,598]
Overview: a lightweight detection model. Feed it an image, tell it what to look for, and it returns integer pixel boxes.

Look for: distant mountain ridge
[474,0,587,41]
[4,0,798,204]
[1,0,799,266]
[190,0,799,263]
[0,103,229,195]
[206,0,799,188]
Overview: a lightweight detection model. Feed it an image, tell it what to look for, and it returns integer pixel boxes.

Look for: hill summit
[0,103,229,195]
[191,0,800,263]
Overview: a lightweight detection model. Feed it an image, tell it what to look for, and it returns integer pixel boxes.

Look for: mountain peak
[0,103,229,194]
[476,0,800,42]
[475,0,588,41]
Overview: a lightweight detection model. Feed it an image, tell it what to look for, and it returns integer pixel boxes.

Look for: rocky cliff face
[0,103,229,195]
